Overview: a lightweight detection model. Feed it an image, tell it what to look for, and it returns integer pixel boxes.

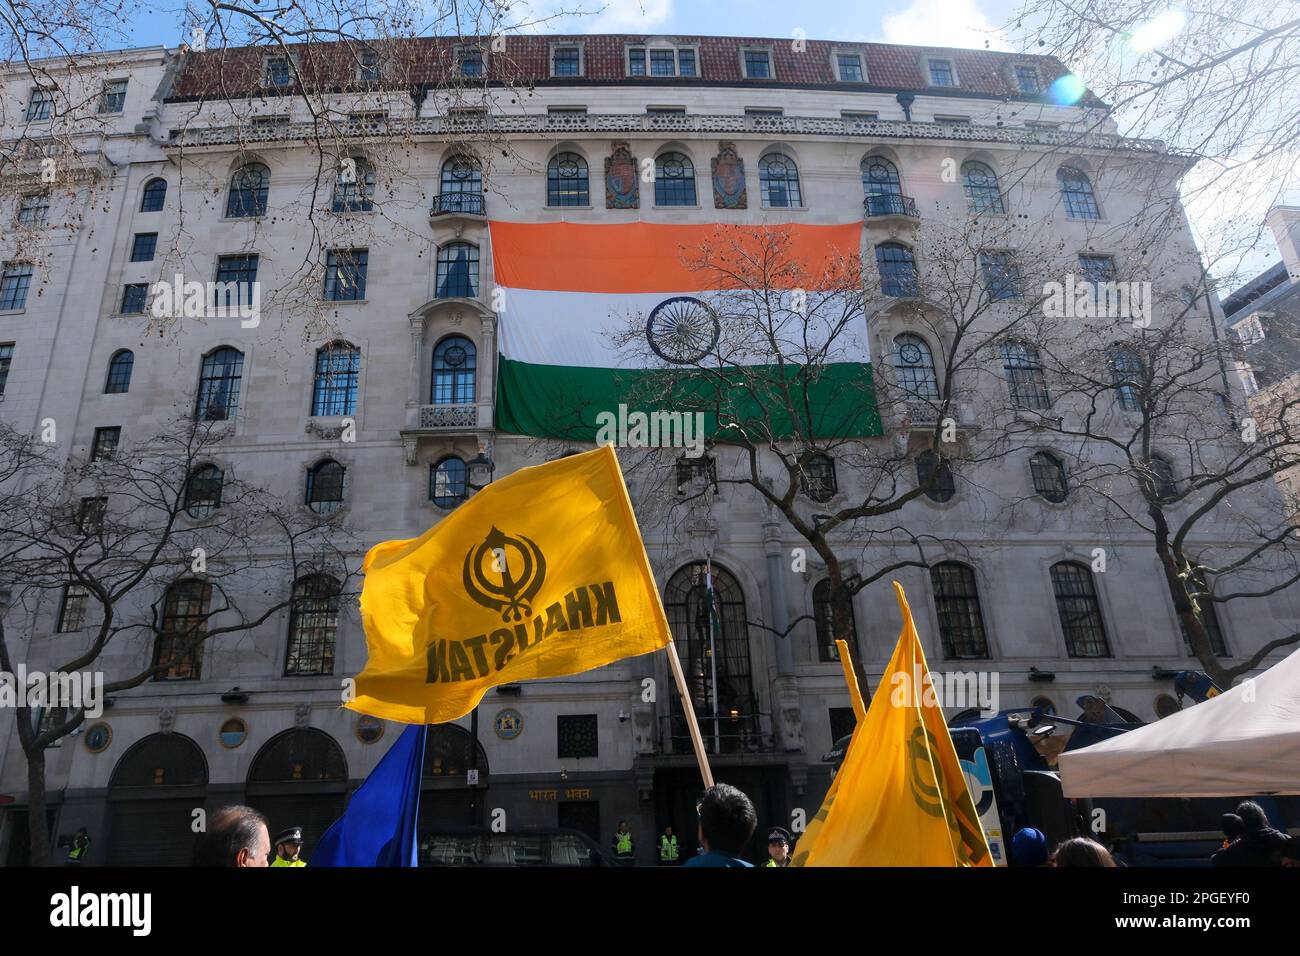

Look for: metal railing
[864,193,919,218]
[658,712,775,756]
[431,192,485,217]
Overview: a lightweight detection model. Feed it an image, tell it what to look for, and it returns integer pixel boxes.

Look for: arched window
[431,336,476,404]
[547,151,589,207]
[1000,340,1051,409]
[439,154,483,214]
[862,156,903,215]
[916,450,955,502]
[1057,165,1099,220]
[759,153,801,207]
[1050,561,1110,657]
[331,157,374,213]
[930,562,989,658]
[1030,451,1068,502]
[306,459,345,514]
[1110,347,1143,411]
[140,178,167,212]
[892,333,939,401]
[285,575,340,675]
[1179,571,1228,657]
[312,342,360,416]
[801,453,836,502]
[436,242,480,298]
[184,464,223,518]
[430,456,468,508]
[105,349,134,393]
[654,151,696,206]
[1146,454,1177,501]
[813,578,857,663]
[195,347,244,421]
[663,563,755,744]
[155,579,211,680]
[961,160,1003,214]
[226,162,270,218]
[876,242,918,297]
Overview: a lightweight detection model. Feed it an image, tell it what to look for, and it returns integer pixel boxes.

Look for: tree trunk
[824,559,871,699]
[1151,505,1231,688]
[25,746,50,867]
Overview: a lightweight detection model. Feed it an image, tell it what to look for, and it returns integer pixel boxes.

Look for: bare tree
[0,415,358,865]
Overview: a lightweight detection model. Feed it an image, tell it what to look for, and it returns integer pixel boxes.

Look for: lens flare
[1046,73,1087,105]
[1127,9,1187,53]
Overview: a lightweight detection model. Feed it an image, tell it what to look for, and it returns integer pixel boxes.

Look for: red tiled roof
[168,34,1094,104]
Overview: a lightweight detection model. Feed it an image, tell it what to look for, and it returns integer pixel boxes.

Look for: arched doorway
[106,733,208,865]
[246,728,347,861]
[419,724,489,831]
[663,562,757,754]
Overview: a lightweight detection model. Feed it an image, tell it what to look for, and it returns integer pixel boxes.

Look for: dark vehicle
[419,827,618,867]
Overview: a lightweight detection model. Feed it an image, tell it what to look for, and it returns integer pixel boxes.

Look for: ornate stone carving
[604,141,639,209]
[305,419,346,440]
[711,142,747,209]
[159,707,176,733]
[294,702,311,727]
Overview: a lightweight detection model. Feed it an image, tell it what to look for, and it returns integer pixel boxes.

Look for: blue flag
[311,724,426,867]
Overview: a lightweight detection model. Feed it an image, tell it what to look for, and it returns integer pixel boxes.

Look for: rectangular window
[358,50,380,82]
[1235,315,1265,345]
[91,426,120,461]
[120,284,149,314]
[1078,254,1118,292]
[57,585,90,632]
[457,45,484,77]
[841,110,878,122]
[547,107,587,116]
[26,88,53,121]
[828,707,856,747]
[743,49,771,79]
[251,115,290,130]
[0,343,13,397]
[17,194,49,225]
[934,115,971,125]
[0,263,34,310]
[552,46,581,77]
[677,48,696,77]
[649,48,676,76]
[836,54,864,82]
[980,251,1023,301]
[928,59,955,86]
[627,47,646,75]
[1015,66,1041,94]
[130,233,158,262]
[265,57,292,87]
[325,249,368,301]
[744,108,783,118]
[557,714,598,758]
[647,107,686,115]
[99,79,128,113]
[78,496,107,534]
[214,254,258,310]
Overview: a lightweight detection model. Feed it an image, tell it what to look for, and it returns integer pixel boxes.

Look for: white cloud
[881,0,1010,51]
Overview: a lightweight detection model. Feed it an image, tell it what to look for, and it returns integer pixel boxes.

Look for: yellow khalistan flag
[347,445,671,724]
[792,582,993,867]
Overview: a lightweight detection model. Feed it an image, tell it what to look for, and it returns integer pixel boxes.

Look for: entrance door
[654,765,789,865]
[557,800,601,844]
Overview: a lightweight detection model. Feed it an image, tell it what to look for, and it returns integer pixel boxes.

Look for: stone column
[764,520,804,753]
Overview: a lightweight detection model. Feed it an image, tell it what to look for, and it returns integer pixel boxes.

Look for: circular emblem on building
[356,715,385,744]
[646,296,720,364]
[83,722,112,754]
[494,709,523,740]
[219,717,248,749]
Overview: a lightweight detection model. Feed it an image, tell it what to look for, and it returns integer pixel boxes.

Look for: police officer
[612,821,634,863]
[766,827,791,867]
[659,825,679,866]
[271,826,306,867]
[65,828,90,867]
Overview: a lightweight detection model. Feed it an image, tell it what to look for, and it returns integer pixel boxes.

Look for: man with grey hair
[192,805,271,867]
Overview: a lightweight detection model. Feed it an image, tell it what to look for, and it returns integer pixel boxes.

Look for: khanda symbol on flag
[348,445,673,726]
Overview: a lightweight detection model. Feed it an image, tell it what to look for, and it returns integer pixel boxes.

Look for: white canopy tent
[1059,647,1300,798]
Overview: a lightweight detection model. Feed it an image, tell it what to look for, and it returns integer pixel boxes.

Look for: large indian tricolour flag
[489,220,881,442]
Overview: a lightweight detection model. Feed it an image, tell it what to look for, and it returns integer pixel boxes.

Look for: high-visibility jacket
[659,834,679,861]
[614,831,633,855]
[271,856,306,867]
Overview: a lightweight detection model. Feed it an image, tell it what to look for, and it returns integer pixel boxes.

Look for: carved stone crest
[711,142,747,209]
[605,141,639,209]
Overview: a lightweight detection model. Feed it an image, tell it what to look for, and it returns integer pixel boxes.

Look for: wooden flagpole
[665,640,715,789]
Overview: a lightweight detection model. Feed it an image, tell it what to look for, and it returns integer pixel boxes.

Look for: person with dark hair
[1052,837,1117,867]
[684,783,756,868]
[192,805,271,867]
[1212,800,1294,866]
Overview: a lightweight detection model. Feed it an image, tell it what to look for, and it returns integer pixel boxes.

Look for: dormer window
[835,52,865,82]
[627,43,699,78]
[742,48,772,79]
[265,56,292,88]
[456,44,485,78]
[551,45,582,77]
[1014,66,1041,94]
[927,58,955,87]
[358,49,380,82]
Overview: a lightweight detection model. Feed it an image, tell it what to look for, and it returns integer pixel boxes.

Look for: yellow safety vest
[271,856,306,867]
[615,832,633,855]
[660,835,678,861]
